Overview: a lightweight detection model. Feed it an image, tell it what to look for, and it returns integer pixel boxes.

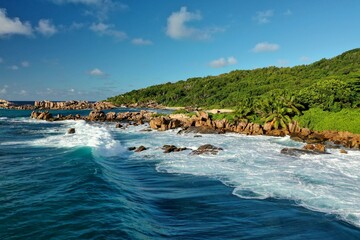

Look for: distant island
[107,48,360,134]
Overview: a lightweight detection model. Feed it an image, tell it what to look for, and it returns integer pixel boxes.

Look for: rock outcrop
[148,111,360,150]
[88,111,106,121]
[191,144,223,155]
[30,111,53,120]
[28,109,360,150]
[280,148,329,156]
[162,145,189,153]
[33,100,116,110]
[135,146,147,152]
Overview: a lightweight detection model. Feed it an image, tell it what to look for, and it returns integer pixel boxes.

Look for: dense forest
[108,48,360,132]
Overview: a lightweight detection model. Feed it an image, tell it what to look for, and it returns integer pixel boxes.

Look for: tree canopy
[107,48,360,111]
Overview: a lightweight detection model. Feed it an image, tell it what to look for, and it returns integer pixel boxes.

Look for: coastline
[28,108,360,150]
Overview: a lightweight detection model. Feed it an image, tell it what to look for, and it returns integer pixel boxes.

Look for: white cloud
[88,68,107,77]
[300,56,310,62]
[19,90,27,95]
[253,10,274,24]
[53,0,128,21]
[0,8,33,37]
[8,65,19,70]
[209,56,237,68]
[132,38,153,46]
[90,22,127,40]
[0,85,8,94]
[36,19,58,36]
[284,9,292,16]
[166,6,222,40]
[252,42,280,53]
[69,22,84,30]
[53,0,102,4]
[21,61,30,67]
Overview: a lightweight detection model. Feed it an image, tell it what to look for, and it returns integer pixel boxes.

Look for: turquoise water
[1,109,360,239]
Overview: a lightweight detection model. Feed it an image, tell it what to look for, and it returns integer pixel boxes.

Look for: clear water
[1,109,359,239]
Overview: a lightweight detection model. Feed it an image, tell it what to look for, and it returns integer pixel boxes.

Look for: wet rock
[303,143,326,153]
[135,146,147,152]
[140,128,152,132]
[191,144,223,155]
[115,123,123,128]
[162,145,189,153]
[194,135,202,138]
[128,147,136,151]
[340,149,348,154]
[280,148,329,156]
[67,128,75,134]
[177,126,222,135]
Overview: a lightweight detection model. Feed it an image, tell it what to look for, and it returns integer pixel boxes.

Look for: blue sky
[0,0,359,101]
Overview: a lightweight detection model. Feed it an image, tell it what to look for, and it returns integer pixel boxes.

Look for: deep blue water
[0,109,360,239]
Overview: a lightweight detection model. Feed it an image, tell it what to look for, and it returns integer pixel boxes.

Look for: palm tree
[264,104,293,130]
[256,94,302,130]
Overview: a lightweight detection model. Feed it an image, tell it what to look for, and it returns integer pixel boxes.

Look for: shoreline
[28,109,360,151]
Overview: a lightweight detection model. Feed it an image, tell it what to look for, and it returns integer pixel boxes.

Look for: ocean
[0,108,359,240]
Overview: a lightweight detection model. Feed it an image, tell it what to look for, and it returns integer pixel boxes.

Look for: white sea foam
[120,127,360,228]
[31,120,125,157]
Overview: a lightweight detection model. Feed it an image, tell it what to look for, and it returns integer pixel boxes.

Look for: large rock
[303,143,326,153]
[196,111,209,121]
[88,110,106,121]
[150,117,182,131]
[306,132,327,144]
[32,111,53,120]
[191,144,223,155]
[288,121,301,134]
[106,112,117,121]
[235,122,248,133]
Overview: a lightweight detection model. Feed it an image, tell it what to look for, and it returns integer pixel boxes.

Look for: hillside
[107,48,360,110]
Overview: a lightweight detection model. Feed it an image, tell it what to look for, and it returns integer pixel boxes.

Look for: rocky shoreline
[29,109,360,151]
[0,99,116,110]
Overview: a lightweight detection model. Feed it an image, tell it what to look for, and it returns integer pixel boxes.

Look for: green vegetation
[109,48,360,133]
[294,108,360,134]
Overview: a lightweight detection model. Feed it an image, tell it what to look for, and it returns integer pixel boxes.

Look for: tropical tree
[255,93,303,130]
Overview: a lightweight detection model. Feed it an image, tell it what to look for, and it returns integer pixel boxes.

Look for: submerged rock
[280,148,329,156]
[191,144,223,155]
